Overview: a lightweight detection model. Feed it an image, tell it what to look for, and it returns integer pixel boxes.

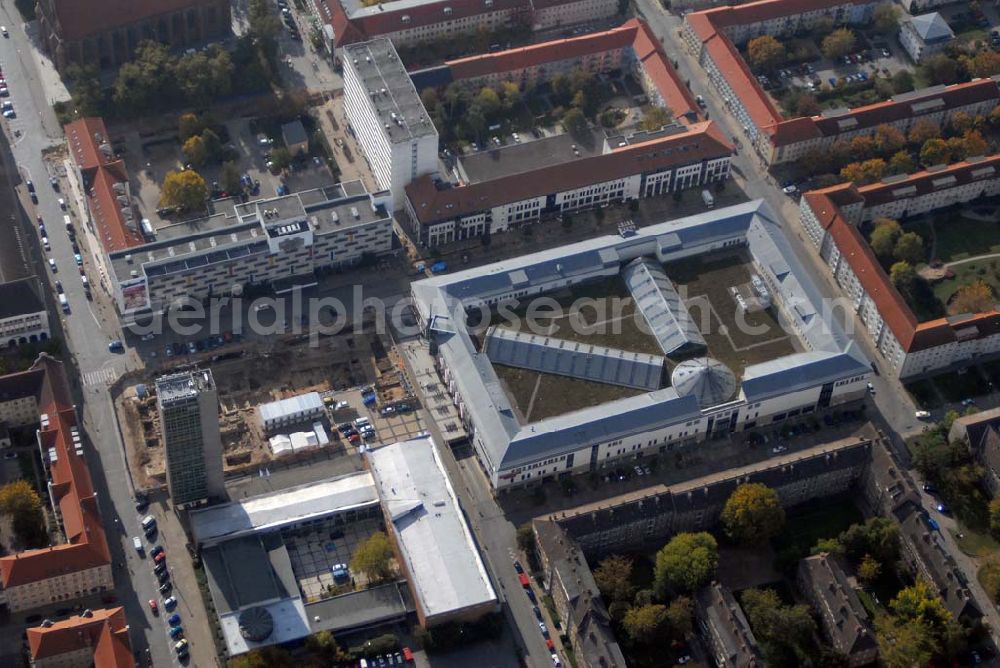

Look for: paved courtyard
[285,516,384,603]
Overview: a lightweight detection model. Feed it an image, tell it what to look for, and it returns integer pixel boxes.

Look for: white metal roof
[190,473,379,545]
[258,391,324,424]
[366,437,497,622]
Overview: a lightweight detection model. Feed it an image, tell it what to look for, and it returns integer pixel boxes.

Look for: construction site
[113,322,419,491]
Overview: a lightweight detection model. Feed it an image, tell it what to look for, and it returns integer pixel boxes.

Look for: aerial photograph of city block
[4,0,1000,666]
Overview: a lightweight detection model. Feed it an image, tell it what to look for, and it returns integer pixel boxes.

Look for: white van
[133,536,144,554]
[58,293,69,313]
[141,515,156,530]
[359,659,368,668]
[64,215,74,234]
[353,417,371,428]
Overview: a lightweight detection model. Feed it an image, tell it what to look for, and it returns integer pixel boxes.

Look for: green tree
[562,107,590,140]
[65,64,103,117]
[921,53,962,86]
[858,554,882,584]
[989,496,1000,539]
[838,518,900,564]
[869,218,902,258]
[664,596,694,639]
[350,531,395,584]
[654,532,718,594]
[894,231,925,265]
[920,138,951,166]
[811,537,845,557]
[891,69,915,94]
[747,35,786,70]
[821,28,856,60]
[270,146,292,172]
[640,105,672,131]
[593,555,636,604]
[876,614,936,668]
[873,2,901,34]
[889,261,916,293]
[178,113,203,142]
[159,169,208,212]
[0,480,47,548]
[229,646,295,668]
[888,150,915,175]
[741,588,817,665]
[720,483,785,545]
[220,161,242,195]
[622,604,669,645]
[201,128,224,163]
[182,135,208,167]
[476,87,502,119]
[112,40,173,113]
[303,630,348,665]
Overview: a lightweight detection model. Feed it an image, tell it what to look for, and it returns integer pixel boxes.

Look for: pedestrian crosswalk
[82,366,120,388]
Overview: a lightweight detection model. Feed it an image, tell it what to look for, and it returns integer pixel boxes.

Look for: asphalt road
[0,10,190,668]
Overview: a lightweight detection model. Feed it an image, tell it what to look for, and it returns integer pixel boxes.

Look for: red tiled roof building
[0,355,114,612]
[798,156,1000,378]
[27,607,134,668]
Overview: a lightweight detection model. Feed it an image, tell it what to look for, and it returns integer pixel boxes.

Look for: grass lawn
[771,496,863,564]
[493,364,644,422]
[932,260,1000,307]
[952,525,1000,558]
[928,216,1000,263]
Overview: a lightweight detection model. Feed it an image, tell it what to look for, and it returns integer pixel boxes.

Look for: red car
[402,647,414,663]
[518,572,530,587]
[546,639,555,651]
[148,599,158,615]
[154,552,166,564]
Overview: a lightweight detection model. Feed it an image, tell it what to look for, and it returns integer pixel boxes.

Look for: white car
[782,184,798,195]
[1,27,8,38]
[772,445,788,454]
[915,410,931,419]
[58,198,66,210]
[2,109,13,119]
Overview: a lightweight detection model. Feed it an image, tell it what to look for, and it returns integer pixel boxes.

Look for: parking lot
[284,515,385,603]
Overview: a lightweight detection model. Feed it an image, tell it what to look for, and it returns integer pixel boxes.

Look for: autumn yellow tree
[159,169,208,212]
[182,135,208,167]
[962,50,1000,78]
[747,35,786,70]
[822,28,856,60]
[849,135,877,161]
[952,281,995,314]
[961,130,989,158]
[908,119,941,145]
[888,151,915,174]
[949,111,974,134]
[919,138,951,166]
[0,480,47,548]
[721,483,785,545]
[875,124,906,154]
[350,531,395,584]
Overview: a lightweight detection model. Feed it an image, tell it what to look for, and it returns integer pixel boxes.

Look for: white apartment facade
[342,38,439,209]
[3,563,114,613]
[107,183,393,317]
[800,161,1000,378]
[0,278,50,348]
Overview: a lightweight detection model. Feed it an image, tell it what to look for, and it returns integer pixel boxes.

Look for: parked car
[167,613,181,626]
[148,599,158,615]
[169,626,184,639]
[163,596,177,610]
[108,339,124,353]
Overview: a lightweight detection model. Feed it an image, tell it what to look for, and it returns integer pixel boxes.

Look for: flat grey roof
[459,130,605,183]
[366,437,497,621]
[108,182,388,283]
[344,39,436,143]
[305,582,411,636]
[190,472,379,546]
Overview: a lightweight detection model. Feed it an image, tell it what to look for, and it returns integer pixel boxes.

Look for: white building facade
[342,38,439,209]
